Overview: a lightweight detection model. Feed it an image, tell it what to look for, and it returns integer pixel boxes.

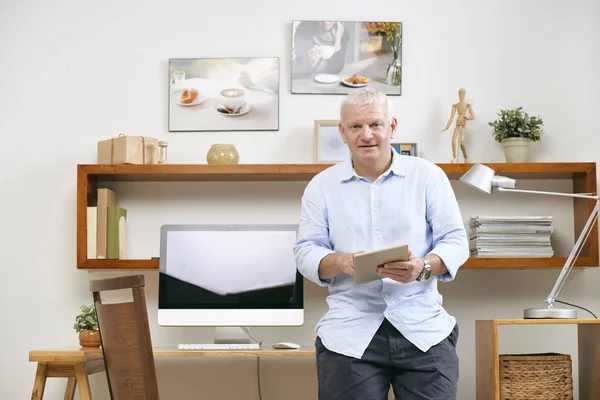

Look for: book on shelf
[468,216,554,258]
[87,206,97,258]
[96,188,116,259]
[92,188,127,260]
[107,206,127,260]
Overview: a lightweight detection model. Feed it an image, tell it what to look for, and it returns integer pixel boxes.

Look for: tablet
[353,244,409,284]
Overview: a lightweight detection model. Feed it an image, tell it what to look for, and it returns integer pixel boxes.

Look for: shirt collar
[339,146,406,182]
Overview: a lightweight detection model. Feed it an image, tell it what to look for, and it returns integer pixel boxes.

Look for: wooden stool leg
[74,363,92,400]
[64,377,77,400]
[31,362,48,400]
[476,320,498,400]
[578,324,600,400]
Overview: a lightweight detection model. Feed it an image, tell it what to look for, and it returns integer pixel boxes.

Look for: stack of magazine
[468,216,554,258]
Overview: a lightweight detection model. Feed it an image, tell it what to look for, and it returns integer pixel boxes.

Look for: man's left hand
[377,254,423,283]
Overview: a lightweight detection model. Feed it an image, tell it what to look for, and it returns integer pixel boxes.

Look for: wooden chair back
[90,274,160,400]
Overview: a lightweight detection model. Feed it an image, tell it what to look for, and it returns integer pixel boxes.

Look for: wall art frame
[291,20,402,95]
[168,57,280,132]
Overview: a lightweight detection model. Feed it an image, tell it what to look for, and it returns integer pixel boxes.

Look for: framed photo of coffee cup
[314,120,350,163]
[291,20,402,95]
[168,57,280,132]
[392,143,418,156]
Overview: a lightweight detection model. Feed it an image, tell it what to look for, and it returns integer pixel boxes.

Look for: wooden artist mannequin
[442,88,474,163]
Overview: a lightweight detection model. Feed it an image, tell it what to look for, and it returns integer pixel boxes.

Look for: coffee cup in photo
[220,88,246,110]
[317,45,335,60]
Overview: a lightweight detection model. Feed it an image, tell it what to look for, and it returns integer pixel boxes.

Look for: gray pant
[315,319,459,400]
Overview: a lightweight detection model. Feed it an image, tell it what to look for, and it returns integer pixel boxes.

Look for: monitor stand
[213,326,252,344]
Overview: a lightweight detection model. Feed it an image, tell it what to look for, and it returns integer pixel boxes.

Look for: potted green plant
[74,304,101,348]
[489,107,544,162]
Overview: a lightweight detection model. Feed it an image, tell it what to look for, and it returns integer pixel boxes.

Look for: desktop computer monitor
[158,224,304,342]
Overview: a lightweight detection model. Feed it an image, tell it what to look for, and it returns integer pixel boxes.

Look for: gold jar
[206,144,239,165]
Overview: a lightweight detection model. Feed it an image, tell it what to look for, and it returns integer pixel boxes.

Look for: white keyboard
[178,343,261,350]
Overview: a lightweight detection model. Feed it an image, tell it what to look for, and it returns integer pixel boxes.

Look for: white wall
[1,0,599,399]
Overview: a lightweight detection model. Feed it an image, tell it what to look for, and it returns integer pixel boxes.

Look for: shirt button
[375,231,380,236]
[383,294,388,299]
[373,207,378,212]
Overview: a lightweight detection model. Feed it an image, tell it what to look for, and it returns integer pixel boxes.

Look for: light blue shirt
[294,149,469,359]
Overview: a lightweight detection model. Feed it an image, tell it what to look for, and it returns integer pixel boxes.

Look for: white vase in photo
[501,138,531,162]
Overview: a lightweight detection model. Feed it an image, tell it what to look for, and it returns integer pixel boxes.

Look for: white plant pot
[501,138,531,162]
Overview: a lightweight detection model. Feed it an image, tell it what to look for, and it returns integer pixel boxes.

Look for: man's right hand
[318,252,362,280]
[337,252,356,277]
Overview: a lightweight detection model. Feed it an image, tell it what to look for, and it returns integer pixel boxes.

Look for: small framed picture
[314,120,349,163]
[392,143,418,156]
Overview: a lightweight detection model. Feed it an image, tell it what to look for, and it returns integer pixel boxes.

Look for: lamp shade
[459,163,496,194]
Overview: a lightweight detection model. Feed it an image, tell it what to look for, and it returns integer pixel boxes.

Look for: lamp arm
[497,187,599,200]
[544,199,600,307]
[498,187,600,309]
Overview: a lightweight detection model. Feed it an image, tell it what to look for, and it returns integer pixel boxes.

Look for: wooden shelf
[77,162,599,270]
[465,256,597,269]
[439,161,596,180]
[78,163,330,182]
[78,162,595,182]
[476,319,600,399]
[78,256,598,271]
[80,259,158,270]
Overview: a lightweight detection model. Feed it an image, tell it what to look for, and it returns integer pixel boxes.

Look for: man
[294,88,469,400]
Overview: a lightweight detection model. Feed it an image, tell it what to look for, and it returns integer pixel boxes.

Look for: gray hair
[340,88,394,122]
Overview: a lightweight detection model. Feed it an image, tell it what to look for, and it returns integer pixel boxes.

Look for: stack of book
[87,188,127,260]
[468,216,554,258]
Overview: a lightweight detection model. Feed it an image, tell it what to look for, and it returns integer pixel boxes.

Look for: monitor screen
[158,224,303,327]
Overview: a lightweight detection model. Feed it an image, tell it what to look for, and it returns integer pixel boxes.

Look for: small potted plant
[74,304,101,348]
[489,107,544,162]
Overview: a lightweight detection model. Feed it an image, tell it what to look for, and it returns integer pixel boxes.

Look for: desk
[476,319,600,400]
[29,346,316,400]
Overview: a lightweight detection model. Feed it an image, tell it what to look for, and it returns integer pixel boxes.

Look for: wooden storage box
[97,135,159,165]
[499,353,573,399]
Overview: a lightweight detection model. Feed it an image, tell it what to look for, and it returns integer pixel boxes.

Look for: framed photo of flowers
[291,20,402,95]
[392,143,418,157]
[314,120,350,163]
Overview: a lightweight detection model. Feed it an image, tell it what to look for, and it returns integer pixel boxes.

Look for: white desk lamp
[459,163,600,319]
